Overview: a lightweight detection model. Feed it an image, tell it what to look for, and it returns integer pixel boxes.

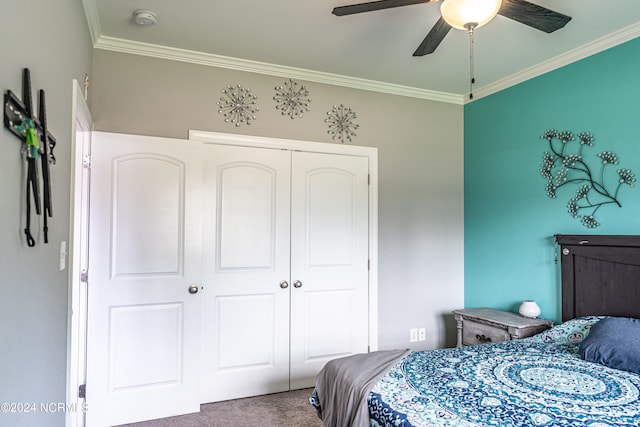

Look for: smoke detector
[133,9,158,26]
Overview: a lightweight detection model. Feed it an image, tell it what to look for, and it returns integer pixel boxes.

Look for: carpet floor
[117,388,323,427]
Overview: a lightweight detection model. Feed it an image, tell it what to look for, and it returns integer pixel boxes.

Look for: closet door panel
[218,165,276,269]
[307,170,357,266]
[200,144,291,402]
[289,151,370,389]
[305,289,357,357]
[216,294,276,368]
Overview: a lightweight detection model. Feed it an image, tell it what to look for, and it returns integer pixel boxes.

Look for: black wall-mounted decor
[4,68,56,246]
[540,129,636,228]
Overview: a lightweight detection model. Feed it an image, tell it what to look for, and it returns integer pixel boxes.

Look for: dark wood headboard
[556,235,640,322]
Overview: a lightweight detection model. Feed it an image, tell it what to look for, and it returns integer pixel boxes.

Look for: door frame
[66,80,93,427]
[189,130,379,351]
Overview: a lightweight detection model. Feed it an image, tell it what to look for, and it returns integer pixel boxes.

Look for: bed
[310,234,640,426]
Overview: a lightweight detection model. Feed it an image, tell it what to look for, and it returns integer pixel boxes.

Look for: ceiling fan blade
[332,0,433,16]
[498,0,571,33]
[413,17,451,56]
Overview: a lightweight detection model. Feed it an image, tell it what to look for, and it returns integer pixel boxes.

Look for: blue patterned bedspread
[311,317,640,426]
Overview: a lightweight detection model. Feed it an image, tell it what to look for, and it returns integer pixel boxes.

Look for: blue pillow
[579,317,640,374]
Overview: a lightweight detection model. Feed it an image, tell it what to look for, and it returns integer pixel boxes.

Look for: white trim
[81,0,101,46]
[67,80,93,427]
[367,150,379,352]
[470,22,640,101]
[94,36,462,105]
[189,130,379,351]
[190,130,374,156]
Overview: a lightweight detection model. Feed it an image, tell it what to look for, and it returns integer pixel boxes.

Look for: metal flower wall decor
[217,84,258,126]
[273,79,311,119]
[539,129,636,228]
[325,104,359,143]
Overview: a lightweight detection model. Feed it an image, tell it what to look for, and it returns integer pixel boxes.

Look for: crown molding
[93,36,464,105]
[81,0,101,46]
[470,22,640,102]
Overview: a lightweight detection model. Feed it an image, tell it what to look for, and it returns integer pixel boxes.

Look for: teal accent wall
[464,38,640,323]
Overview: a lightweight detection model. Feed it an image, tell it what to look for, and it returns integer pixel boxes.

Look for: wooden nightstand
[452,308,553,347]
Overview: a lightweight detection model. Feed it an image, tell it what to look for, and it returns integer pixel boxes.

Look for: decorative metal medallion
[216,84,258,126]
[325,104,359,143]
[539,129,636,228]
[273,79,311,119]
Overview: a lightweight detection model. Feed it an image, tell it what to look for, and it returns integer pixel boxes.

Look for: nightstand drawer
[462,321,509,346]
[453,308,553,348]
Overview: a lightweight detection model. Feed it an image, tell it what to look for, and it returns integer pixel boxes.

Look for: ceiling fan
[332,0,572,56]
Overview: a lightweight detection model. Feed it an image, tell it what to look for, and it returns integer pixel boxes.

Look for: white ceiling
[84,0,640,103]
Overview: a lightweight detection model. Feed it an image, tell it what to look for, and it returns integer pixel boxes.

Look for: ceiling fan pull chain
[467,24,476,100]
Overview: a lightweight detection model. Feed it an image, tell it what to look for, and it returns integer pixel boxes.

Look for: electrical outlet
[409,328,418,343]
[418,328,426,341]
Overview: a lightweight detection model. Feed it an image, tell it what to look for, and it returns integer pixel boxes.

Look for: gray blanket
[314,349,411,427]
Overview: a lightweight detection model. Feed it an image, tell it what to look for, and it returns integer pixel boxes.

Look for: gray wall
[91,50,465,351]
[0,1,93,426]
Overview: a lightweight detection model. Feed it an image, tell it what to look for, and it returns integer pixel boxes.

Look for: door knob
[188,285,199,294]
[293,280,302,288]
[279,280,289,289]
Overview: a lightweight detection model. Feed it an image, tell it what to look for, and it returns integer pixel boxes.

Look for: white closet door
[200,144,292,402]
[289,152,370,389]
[86,133,203,426]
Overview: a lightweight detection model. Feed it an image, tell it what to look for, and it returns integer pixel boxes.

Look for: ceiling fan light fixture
[440,0,502,30]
